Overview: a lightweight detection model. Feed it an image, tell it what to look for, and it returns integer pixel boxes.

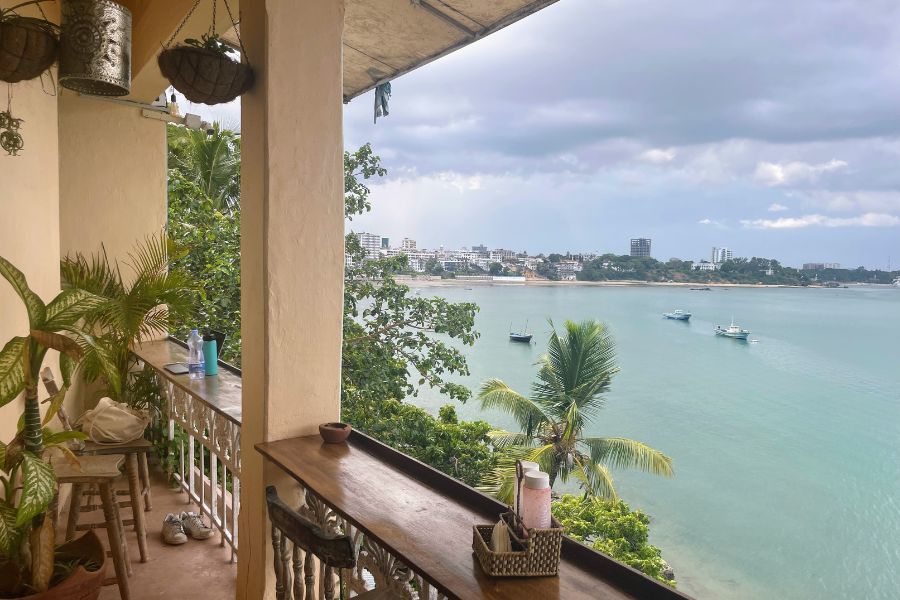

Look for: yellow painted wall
[0,1,61,444]
[59,93,167,263]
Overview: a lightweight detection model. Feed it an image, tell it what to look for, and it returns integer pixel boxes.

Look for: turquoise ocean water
[408,283,900,600]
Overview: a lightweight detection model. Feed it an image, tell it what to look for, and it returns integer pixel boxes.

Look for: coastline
[399,276,806,289]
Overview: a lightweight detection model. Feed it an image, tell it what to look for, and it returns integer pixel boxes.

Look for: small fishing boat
[663,309,691,321]
[715,319,750,340]
[509,321,532,343]
[690,287,711,291]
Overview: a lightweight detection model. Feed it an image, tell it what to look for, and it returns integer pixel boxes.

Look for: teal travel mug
[203,337,218,376]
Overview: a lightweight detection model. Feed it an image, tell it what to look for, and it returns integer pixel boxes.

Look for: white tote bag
[77,398,150,444]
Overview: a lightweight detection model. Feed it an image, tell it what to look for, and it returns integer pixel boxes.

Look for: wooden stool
[55,454,131,600]
[82,439,153,562]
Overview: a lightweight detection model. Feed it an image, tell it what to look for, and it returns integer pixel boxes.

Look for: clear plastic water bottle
[187,329,205,380]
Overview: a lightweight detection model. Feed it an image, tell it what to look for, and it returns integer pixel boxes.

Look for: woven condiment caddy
[472,511,563,577]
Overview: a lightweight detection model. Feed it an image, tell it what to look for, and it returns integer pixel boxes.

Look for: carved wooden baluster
[272,525,286,600]
[281,530,294,600]
[304,548,316,600]
[323,564,335,600]
[292,545,305,600]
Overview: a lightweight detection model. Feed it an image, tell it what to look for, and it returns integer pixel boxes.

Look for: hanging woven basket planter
[158,0,252,106]
[0,15,58,84]
[158,43,252,105]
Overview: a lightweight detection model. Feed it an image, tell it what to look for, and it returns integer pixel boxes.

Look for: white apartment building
[711,247,733,264]
[555,259,582,281]
[356,232,384,259]
[401,238,417,251]
[694,260,719,271]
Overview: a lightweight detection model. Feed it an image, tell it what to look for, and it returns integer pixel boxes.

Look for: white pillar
[236,0,345,597]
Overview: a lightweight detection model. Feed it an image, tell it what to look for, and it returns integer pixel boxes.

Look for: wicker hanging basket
[158,45,252,105]
[0,16,58,83]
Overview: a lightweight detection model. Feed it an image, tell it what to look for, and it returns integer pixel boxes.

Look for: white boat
[663,310,691,321]
[893,276,900,287]
[715,319,750,340]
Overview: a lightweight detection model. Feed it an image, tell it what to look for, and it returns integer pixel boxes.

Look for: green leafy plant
[59,234,196,408]
[478,319,673,500]
[552,494,675,586]
[0,256,114,595]
[183,33,232,56]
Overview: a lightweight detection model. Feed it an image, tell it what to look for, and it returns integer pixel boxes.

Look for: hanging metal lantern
[59,0,131,96]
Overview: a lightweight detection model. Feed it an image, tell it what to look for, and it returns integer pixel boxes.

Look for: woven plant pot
[158,46,253,105]
[0,16,58,83]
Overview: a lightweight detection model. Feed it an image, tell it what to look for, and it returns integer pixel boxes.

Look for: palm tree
[59,234,195,407]
[478,319,672,501]
[167,123,241,211]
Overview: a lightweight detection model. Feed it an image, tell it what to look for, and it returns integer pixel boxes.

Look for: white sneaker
[162,514,187,545]
[180,511,213,540]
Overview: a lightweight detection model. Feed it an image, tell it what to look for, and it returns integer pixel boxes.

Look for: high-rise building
[355,232,383,258]
[472,244,488,253]
[630,238,652,258]
[711,247,732,264]
[401,238,417,251]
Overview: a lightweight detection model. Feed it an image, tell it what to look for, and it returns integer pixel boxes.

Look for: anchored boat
[715,319,750,340]
[509,320,533,343]
[663,309,691,321]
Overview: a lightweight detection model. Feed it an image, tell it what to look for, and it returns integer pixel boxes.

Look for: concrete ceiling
[341,0,560,102]
[130,0,559,103]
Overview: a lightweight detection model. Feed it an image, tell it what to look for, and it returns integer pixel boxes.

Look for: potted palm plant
[0,256,119,599]
[59,234,195,412]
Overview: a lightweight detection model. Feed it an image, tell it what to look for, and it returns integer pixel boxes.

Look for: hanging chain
[209,0,217,38]
[164,0,203,48]
[222,0,249,62]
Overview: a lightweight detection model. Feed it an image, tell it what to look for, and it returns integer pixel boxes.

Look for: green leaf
[29,330,84,361]
[0,499,19,557]
[0,256,46,328]
[43,429,86,446]
[16,453,54,527]
[43,289,105,330]
[40,385,68,426]
[0,337,26,408]
[59,354,75,387]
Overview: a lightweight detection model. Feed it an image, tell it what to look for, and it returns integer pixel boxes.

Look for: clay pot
[0,17,58,84]
[14,531,107,600]
[319,422,352,444]
[158,46,253,105]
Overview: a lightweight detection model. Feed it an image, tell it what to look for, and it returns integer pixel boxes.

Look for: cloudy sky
[190,0,900,268]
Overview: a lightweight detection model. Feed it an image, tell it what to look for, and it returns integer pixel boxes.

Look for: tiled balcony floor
[61,467,236,600]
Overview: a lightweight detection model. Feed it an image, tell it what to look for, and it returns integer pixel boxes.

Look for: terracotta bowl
[319,422,352,444]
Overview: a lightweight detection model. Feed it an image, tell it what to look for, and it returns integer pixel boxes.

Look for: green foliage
[343,147,479,404]
[168,123,241,211]
[478,320,672,500]
[0,256,109,593]
[342,393,495,487]
[166,125,242,364]
[344,143,386,220]
[60,235,196,405]
[552,494,674,586]
[183,33,233,56]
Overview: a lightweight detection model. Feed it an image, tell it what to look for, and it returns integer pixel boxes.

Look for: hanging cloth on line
[374,82,391,124]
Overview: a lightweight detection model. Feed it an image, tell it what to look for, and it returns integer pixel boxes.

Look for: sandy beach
[398,276,800,289]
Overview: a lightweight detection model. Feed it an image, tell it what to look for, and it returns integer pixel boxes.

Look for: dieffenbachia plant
[0,256,119,595]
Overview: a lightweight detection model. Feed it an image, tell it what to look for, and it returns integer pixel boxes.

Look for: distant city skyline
[348,229,864,270]
[182,0,900,269]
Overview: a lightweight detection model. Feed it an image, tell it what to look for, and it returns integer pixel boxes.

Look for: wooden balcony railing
[133,339,243,562]
[135,338,692,599]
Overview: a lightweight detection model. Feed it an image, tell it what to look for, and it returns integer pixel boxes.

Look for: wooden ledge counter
[257,432,691,600]
[132,339,242,425]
